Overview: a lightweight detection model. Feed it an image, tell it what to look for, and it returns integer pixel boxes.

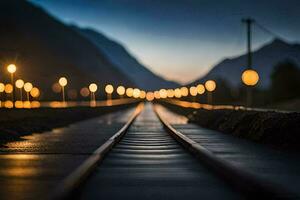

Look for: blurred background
[0,0,299,111]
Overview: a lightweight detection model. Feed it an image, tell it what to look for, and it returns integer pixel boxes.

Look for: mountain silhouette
[0,0,136,99]
[73,27,179,90]
[190,38,300,88]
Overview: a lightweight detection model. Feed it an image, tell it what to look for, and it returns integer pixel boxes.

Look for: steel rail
[52,103,144,200]
[154,104,298,199]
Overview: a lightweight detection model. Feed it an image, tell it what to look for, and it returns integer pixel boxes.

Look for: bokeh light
[205,80,216,92]
[58,77,67,87]
[24,82,33,92]
[105,84,114,94]
[5,84,13,94]
[4,100,13,108]
[140,90,146,99]
[30,87,40,98]
[167,89,175,98]
[15,79,24,89]
[133,88,141,98]
[80,87,90,97]
[174,88,182,98]
[154,91,160,99]
[241,69,259,86]
[180,87,189,97]
[159,89,167,98]
[196,84,205,94]
[52,83,61,93]
[7,64,16,73]
[189,86,197,96]
[89,83,98,93]
[15,101,23,108]
[117,86,125,95]
[146,92,154,101]
[126,88,133,97]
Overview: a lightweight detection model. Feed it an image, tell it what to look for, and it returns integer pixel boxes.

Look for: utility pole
[242,18,254,69]
[242,18,255,107]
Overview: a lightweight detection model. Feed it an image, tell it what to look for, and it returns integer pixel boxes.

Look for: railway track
[53,103,297,200]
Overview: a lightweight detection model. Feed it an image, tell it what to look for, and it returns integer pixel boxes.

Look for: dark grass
[159,101,300,151]
[0,103,138,146]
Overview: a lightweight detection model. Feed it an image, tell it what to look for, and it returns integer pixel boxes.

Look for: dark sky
[30,0,300,83]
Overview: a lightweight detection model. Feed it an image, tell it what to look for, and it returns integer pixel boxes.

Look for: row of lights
[56,77,218,105]
[2,63,258,109]
[1,64,40,108]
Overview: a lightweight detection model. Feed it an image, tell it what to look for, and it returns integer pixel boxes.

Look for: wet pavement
[0,107,135,200]
[156,104,300,196]
[79,104,245,200]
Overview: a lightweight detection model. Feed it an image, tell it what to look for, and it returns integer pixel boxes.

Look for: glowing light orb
[89,83,98,93]
[24,82,33,92]
[30,87,40,98]
[133,88,141,98]
[189,86,198,96]
[7,64,16,73]
[140,90,146,99]
[5,84,13,94]
[196,84,205,94]
[105,84,114,94]
[146,92,154,101]
[180,87,189,97]
[241,69,259,86]
[159,89,167,98]
[166,89,174,98]
[80,87,90,97]
[4,101,13,108]
[23,101,31,108]
[15,101,24,108]
[154,91,160,99]
[15,79,24,89]
[58,77,67,87]
[126,88,133,97]
[116,86,125,95]
[174,88,182,98]
[205,80,216,92]
[52,83,61,93]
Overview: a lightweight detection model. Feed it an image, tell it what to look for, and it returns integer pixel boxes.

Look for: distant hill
[73,27,179,90]
[189,39,300,88]
[0,0,134,99]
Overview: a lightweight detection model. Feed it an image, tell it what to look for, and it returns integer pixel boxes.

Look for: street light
[189,86,197,101]
[7,64,16,102]
[89,83,97,107]
[58,77,67,106]
[105,84,114,105]
[146,92,154,101]
[180,87,189,97]
[30,87,40,98]
[24,82,33,102]
[196,84,205,95]
[126,88,133,97]
[242,69,259,86]
[140,90,146,99]
[116,86,125,98]
[159,89,167,99]
[241,69,259,106]
[205,80,216,105]
[174,88,182,98]
[15,79,24,101]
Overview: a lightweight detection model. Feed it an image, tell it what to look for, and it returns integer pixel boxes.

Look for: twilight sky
[30,0,300,84]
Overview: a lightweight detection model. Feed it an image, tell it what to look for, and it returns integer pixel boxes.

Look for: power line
[254,22,284,40]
